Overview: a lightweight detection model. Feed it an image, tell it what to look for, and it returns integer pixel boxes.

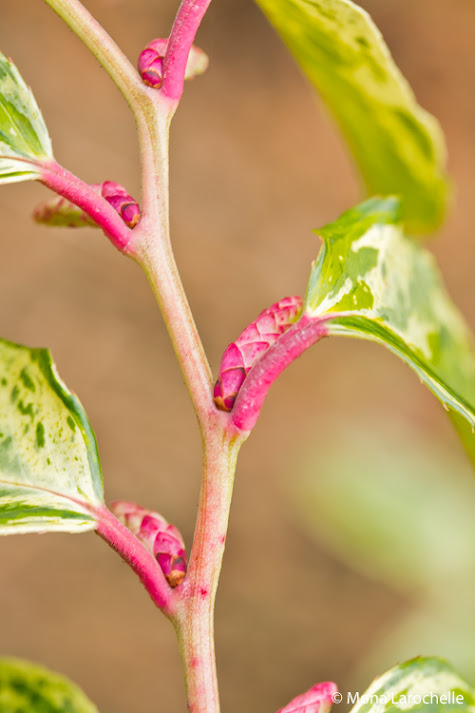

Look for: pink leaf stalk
[34,179,141,231]
[95,506,175,616]
[111,501,187,588]
[214,296,303,412]
[277,682,338,713]
[161,0,213,101]
[231,313,331,432]
[39,161,136,253]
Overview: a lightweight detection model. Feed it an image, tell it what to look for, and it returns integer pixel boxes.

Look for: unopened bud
[110,501,187,588]
[277,682,337,713]
[101,181,141,229]
[214,296,303,412]
[138,38,209,88]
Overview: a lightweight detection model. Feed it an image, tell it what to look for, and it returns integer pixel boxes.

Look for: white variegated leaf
[305,198,475,465]
[0,338,103,534]
[350,658,475,713]
[0,50,53,183]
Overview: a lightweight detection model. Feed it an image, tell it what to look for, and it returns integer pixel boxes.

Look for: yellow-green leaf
[254,0,448,233]
[0,659,98,713]
[0,338,103,534]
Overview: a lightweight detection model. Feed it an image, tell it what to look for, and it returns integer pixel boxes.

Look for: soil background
[0,1,474,711]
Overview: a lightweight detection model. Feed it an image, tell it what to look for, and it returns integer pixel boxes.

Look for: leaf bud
[101,181,141,229]
[138,38,209,88]
[214,296,303,412]
[277,682,338,713]
[110,501,187,588]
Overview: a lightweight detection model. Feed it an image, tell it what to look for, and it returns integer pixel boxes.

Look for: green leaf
[254,0,448,233]
[0,337,103,534]
[305,197,475,464]
[33,193,99,228]
[0,51,53,184]
[0,658,98,712]
[349,658,475,713]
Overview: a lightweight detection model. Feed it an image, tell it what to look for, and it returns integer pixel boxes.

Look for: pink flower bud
[110,501,187,588]
[277,682,337,713]
[214,296,303,412]
[101,181,141,229]
[138,38,209,88]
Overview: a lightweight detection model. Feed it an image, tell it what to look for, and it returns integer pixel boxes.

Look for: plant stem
[134,104,215,431]
[96,506,175,617]
[162,0,213,102]
[173,425,244,713]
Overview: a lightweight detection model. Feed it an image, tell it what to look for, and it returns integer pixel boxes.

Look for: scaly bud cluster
[101,181,141,229]
[277,682,337,713]
[34,181,140,230]
[110,501,187,588]
[138,38,209,88]
[214,296,303,412]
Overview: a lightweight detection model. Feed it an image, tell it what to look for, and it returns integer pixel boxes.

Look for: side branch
[96,506,176,617]
[162,0,213,102]
[231,314,330,431]
[40,161,134,252]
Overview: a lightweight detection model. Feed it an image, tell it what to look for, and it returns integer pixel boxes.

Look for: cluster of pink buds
[110,501,187,588]
[138,38,209,89]
[101,181,141,229]
[277,681,337,713]
[213,296,303,412]
[34,181,140,230]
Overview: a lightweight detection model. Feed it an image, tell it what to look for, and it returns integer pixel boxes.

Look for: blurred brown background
[0,0,474,711]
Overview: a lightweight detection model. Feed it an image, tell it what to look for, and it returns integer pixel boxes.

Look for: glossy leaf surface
[349,658,475,713]
[0,658,98,712]
[0,338,103,533]
[254,0,448,233]
[0,51,53,183]
[306,198,475,463]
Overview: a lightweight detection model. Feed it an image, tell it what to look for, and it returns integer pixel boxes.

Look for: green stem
[174,426,244,713]
[133,104,214,430]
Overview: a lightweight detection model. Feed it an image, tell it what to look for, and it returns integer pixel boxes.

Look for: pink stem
[173,426,243,713]
[95,506,175,617]
[161,0,212,101]
[40,160,134,253]
[231,314,330,432]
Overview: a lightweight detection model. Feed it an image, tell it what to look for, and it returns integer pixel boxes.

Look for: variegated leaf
[0,50,53,184]
[0,658,98,712]
[254,0,448,233]
[349,658,475,713]
[305,198,475,464]
[0,337,103,534]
